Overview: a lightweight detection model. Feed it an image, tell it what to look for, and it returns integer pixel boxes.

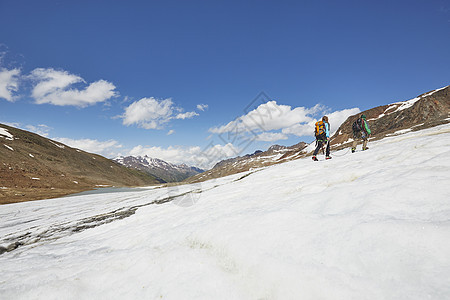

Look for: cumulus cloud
[325,108,361,135]
[176,111,199,119]
[0,68,20,101]
[167,129,175,135]
[197,104,208,111]
[210,100,360,142]
[209,101,324,134]
[29,68,117,107]
[54,137,123,157]
[129,143,239,169]
[256,132,289,142]
[281,107,360,137]
[121,97,199,129]
[122,97,173,129]
[25,124,52,137]
[2,121,124,158]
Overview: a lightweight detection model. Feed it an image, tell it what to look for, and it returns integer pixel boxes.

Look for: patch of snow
[3,144,14,151]
[393,96,421,112]
[31,178,40,180]
[386,128,413,136]
[73,181,78,184]
[0,187,7,189]
[49,141,65,149]
[29,154,35,158]
[0,128,14,140]
[420,85,448,97]
[303,141,317,154]
[389,86,448,114]
[367,113,385,121]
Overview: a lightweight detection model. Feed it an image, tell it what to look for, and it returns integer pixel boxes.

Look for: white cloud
[281,107,360,137]
[326,108,361,135]
[256,132,289,142]
[122,97,173,129]
[167,130,175,135]
[0,119,123,157]
[0,68,20,101]
[176,111,199,119]
[209,101,324,134]
[54,137,123,157]
[210,100,360,141]
[25,124,52,137]
[197,104,208,111]
[0,121,20,128]
[29,68,117,107]
[121,97,200,129]
[129,143,239,169]
[281,122,316,137]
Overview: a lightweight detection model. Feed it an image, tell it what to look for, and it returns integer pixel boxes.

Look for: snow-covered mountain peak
[113,155,204,183]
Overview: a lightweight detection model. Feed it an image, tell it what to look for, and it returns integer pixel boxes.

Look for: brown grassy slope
[0,123,161,204]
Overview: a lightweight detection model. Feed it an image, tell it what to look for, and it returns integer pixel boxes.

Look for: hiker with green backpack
[351,114,371,153]
[312,116,331,161]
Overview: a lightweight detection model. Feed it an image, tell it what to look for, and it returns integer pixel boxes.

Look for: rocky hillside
[188,85,450,183]
[0,124,161,204]
[114,155,203,183]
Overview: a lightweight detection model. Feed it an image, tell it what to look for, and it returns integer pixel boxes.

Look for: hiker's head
[322,116,328,122]
[361,114,366,119]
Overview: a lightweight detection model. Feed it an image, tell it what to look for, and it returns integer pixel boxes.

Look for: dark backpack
[352,118,362,132]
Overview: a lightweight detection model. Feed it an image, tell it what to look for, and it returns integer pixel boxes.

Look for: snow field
[1,124,450,299]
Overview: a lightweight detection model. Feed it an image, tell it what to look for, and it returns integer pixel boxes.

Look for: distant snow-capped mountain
[113,155,204,183]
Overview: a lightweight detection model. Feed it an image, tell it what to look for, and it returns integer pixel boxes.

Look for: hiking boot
[351,147,356,153]
[362,147,369,151]
[326,156,332,160]
[312,156,318,161]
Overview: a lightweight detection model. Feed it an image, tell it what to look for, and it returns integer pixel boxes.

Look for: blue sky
[1,0,449,168]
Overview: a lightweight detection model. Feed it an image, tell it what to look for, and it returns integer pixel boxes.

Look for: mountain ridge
[113,155,204,183]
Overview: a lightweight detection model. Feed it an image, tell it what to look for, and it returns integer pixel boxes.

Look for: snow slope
[1,124,450,300]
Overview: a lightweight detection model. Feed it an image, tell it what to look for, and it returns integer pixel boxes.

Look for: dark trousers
[313,137,330,156]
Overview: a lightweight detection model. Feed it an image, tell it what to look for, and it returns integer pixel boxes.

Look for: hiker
[312,116,331,161]
[351,114,371,153]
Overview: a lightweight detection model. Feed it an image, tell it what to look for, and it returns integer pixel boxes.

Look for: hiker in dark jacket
[351,114,371,153]
[312,116,331,161]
